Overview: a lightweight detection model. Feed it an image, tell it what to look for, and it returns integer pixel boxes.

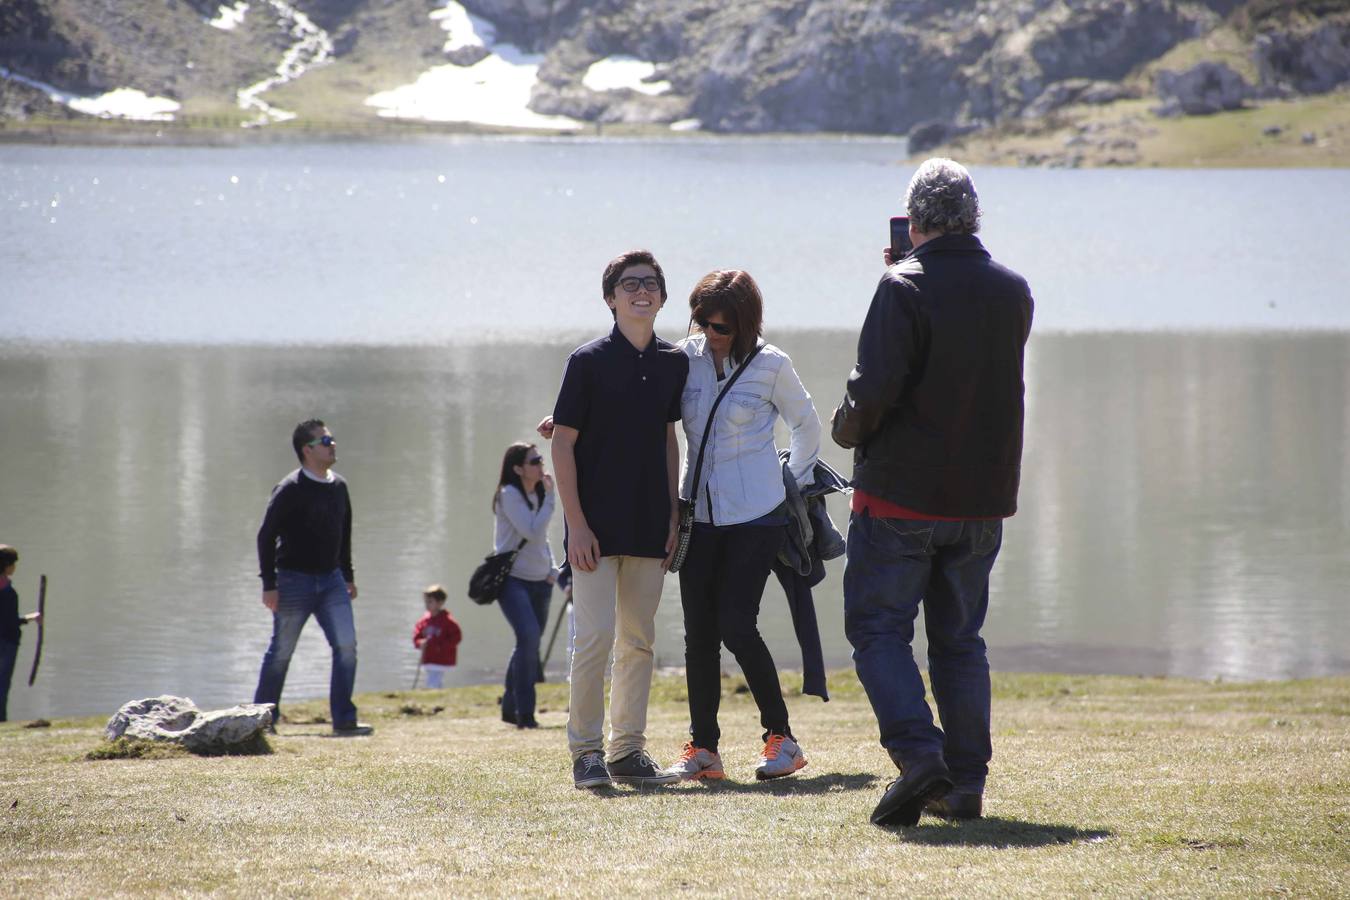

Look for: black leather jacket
[831,233,1033,518]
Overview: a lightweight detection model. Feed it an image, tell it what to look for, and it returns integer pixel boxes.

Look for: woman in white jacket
[665,270,822,782]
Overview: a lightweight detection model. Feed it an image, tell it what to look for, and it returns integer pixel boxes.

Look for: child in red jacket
[413,584,462,689]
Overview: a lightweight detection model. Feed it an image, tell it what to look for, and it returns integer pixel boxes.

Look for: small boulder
[1154,62,1252,116]
[105,696,274,755]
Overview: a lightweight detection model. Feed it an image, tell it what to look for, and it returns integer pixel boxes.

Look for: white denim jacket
[678,335,822,526]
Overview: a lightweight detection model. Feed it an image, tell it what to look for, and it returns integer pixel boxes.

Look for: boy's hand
[536,416,555,440]
[568,524,601,572]
[262,590,279,612]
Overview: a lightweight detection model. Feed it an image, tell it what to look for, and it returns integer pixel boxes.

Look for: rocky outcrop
[105,696,274,755]
[3,0,1347,134]
[1252,14,1350,94]
[1154,60,1252,115]
[1023,78,1141,119]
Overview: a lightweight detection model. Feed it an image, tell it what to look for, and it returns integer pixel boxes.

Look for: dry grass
[2,671,1347,897]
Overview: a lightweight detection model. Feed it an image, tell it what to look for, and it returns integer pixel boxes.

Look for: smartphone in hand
[889,215,913,261]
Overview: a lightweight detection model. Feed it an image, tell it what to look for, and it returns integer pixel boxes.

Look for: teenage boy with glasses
[549,249,689,788]
[253,418,372,737]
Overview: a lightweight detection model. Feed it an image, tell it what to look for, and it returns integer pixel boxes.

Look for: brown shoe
[925,792,982,819]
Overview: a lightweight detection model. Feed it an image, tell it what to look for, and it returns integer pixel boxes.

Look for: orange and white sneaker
[664,741,725,781]
[755,734,807,780]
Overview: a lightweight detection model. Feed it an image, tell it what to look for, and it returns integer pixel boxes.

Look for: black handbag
[669,342,764,573]
[467,538,527,605]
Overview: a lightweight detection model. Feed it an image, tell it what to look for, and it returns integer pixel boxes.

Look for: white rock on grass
[106,695,275,754]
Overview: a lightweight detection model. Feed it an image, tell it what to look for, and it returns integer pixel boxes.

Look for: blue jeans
[843,511,1003,795]
[253,569,359,728]
[0,639,18,722]
[499,575,552,724]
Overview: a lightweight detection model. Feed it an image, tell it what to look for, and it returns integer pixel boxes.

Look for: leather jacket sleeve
[831,273,921,450]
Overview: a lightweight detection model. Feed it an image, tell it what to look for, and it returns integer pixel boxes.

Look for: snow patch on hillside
[0,67,180,121]
[365,2,581,131]
[583,57,671,96]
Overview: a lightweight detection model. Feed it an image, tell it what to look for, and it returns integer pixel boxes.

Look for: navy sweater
[256,469,354,591]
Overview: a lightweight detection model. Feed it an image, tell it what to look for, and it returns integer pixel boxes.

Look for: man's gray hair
[905,157,980,235]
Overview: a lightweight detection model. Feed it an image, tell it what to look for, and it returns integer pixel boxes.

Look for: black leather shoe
[871,755,952,827]
[925,791,982,820]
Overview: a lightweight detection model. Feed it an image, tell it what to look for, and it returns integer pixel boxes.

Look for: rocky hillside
[1,0,1347,138]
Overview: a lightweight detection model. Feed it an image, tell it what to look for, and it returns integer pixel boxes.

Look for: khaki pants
[567,555,666,761]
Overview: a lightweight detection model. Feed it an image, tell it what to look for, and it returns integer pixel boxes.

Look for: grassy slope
[2,671,1347,897]
[932,90,1350,168]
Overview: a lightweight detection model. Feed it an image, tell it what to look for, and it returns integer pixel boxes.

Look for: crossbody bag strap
[685,342,765,505]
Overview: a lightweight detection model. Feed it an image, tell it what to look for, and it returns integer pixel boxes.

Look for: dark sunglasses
[525,456,544,466]
[306,435,336,447]
[696,318,734,336]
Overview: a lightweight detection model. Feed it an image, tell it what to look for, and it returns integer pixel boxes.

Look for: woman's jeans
[678,522,789,752]
[253,568,359,728]
[499,575,552,724]
[0,638,19,722]
[843,511,1002,795]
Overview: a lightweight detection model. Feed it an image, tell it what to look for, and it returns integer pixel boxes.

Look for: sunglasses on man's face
[697,318,734,336]
[306,435,336,448]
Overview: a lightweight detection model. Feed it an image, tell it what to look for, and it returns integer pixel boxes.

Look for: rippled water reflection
[1,332,1346,719]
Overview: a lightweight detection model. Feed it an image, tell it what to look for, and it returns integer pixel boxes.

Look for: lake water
[2,140,1348,720]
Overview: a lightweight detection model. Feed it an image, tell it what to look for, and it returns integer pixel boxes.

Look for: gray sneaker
[755,734,808,780]
[607,750,681,786]
[573,751,611,789]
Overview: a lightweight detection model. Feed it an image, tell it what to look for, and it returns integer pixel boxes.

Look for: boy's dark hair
[292,419,326,462]
[0,544,17,571]
[423,584,447,603]
[601,249,667,318]
[688,269,764,364]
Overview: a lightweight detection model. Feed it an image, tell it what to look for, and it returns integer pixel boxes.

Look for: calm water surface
[1,141,1347,720]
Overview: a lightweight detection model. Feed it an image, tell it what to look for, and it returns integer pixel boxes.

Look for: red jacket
[412,610,462,666]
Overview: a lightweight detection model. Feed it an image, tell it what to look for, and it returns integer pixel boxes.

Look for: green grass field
[3,670,1347,897]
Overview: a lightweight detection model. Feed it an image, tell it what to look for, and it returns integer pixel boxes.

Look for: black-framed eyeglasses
[525,456,544,466]
[306,435,335,447]
[619,276,660,294]
[696,318,734,336]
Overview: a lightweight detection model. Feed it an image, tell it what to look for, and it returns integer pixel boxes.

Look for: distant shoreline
[3,89,1348,167]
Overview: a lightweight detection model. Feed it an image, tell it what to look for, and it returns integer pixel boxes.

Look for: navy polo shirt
[553,325,689,559]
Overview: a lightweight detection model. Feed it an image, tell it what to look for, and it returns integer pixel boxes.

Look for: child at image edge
[0,544,42,723]
[412,584,462,689]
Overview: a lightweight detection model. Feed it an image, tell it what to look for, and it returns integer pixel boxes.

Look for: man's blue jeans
[0,638,19,722]
[843,511,1003,795]
[499,575,552,724]
[254,568,359,728]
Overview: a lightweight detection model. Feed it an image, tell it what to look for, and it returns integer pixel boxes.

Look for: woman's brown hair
[687,269,763,363]
[492,442,545,512]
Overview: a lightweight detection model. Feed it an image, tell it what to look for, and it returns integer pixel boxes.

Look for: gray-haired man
[832,158,1034,827]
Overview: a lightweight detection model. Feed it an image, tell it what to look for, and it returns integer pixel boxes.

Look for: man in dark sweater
[0,544,42,722]
[832,158,1033,827]
[253,419,371,736]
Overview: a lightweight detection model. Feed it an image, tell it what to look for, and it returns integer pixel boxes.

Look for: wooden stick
[27,574,46,686]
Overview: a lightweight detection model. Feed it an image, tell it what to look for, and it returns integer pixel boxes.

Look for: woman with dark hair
[492,441,558,729]
[666,269,823,781]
